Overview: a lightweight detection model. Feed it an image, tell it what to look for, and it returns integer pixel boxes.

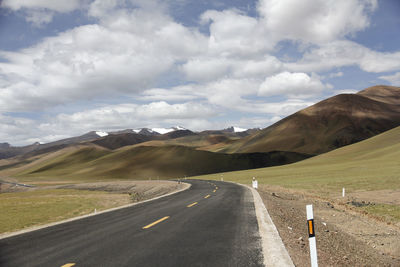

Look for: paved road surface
[0,180,263,266]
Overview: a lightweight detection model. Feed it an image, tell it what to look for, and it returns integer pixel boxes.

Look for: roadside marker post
[306,205,318,267]
[252,177,258,189]
[342,187,345,197]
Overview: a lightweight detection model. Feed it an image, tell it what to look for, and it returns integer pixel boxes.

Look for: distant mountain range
[0,126,257,159]
[0,85,399,180]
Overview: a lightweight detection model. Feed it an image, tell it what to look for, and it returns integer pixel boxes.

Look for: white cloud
[333,89,358,95]
[0,7,206,112]
[379,72,400,86]
[247,99,315,116]
[259,72,326,98]
[200,79,260,108]
[140,87,199,102]
[1,0,397,145]
[328,72,343,78]
[25,9,55,27]
[285,40,400,73]
[201,9,275,57]
[181,55,283,82]
[236,116,282,129]
[1,0,86,12]
[0,100,217,145]
[1,0,89,25]
[258,0,377,43]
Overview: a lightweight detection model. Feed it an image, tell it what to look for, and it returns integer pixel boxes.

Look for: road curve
[0,180,263,267]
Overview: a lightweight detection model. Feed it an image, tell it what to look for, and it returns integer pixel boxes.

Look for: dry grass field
[192,126,400,223]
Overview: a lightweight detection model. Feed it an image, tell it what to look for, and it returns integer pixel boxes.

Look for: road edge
[0,182,191,240]
[242,183,294,267]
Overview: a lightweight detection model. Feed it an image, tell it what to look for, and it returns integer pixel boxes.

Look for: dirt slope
[224,85,400,155]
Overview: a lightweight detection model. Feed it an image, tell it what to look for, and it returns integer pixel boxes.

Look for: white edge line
[226,181,294,267]
[0,182,191,240]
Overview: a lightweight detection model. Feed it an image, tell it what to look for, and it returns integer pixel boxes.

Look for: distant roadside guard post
[252,177,258,189]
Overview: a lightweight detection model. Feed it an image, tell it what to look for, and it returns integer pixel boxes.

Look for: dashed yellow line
[204,194,210,199]
[187,202,198,207]
[142,216,170,229]
[213,189,216,193]
[215,187,219,190]
[61,264,75,267]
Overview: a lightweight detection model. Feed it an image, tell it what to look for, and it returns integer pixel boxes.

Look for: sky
[0,0,399,145]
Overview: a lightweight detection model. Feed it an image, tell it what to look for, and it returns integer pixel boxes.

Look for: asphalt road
[0,180,263,267]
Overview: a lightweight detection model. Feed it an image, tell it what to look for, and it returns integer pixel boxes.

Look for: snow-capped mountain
[223,126,248,133]
[152,126,186,134]
[232,126,247,133]
[132,126,187,135]
[95,131,109,137]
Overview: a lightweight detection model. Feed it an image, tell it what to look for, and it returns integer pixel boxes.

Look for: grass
[0,189,131,234]
[191,126,400,222]
[361,204,400,224]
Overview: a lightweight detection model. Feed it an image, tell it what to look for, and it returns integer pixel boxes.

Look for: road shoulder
[257,185,400,266]
[243,184,294,267]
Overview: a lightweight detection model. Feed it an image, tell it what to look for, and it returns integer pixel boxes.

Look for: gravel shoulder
[258,185,400,267]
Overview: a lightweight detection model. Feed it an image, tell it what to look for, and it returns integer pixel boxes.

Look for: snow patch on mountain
[151,126,187,134]
[151,128,175,134]
[174,126,186,130]
[233,127,247,133]
[96,131,109,137]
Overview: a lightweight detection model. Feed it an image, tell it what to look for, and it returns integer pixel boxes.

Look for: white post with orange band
[306,204,318,267]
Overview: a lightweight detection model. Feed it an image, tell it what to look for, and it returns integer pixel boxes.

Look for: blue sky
[0,0,399,145]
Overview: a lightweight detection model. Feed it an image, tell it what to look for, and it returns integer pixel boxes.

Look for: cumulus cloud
[0,7,206,112]
[258,0,377,43]
[1,0,89,26]
[259,72,326,98]
[1,0,398,145]
[379,72,400,86]
[1,0,86,12]
[285,40,400,73]
[181,56,283,82]
[201,9,274,57]
[0,101,217,145]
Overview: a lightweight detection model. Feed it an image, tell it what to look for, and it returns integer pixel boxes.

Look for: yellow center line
[61,264,75,267]
[187,202,198,207]
[215,187,218,190]
[213,190,216,193]
[204,194,210,199]
[142,216,170,229]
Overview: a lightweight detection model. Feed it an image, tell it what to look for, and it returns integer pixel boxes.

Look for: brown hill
[223,85,400,155]
[90,130,196,150]
[12,145,309,180]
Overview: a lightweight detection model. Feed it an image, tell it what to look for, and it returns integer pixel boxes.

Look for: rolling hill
[223,85,400,155]
[194,125,400,194]
[9,145,309,182]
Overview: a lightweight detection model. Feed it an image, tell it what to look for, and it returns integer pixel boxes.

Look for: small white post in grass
[221,175,223,181]
[94,208,97,214]
[342,187,345,197]
[306,205,318,267]
[252,177,258,189]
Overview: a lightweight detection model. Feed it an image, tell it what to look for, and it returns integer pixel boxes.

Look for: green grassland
[191,126,400,222]
[0,189,131,234]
